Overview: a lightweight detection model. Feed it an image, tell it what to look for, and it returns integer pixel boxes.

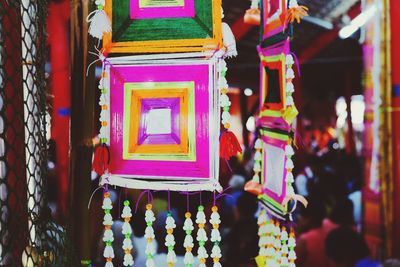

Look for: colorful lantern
[97,53,225,191]
[88,0,240,265]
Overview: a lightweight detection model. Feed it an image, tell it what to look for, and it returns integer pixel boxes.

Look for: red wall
[390,0,400,257]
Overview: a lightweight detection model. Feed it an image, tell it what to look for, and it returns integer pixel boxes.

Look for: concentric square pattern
[107,60,219,181]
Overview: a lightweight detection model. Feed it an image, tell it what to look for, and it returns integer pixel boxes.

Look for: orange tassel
[220,131,242,160]
[244,8,261,25]
[244,180,263,195]
[286,6,309,24]
[92,144,110,176]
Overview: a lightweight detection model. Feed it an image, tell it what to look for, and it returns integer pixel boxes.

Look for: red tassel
[220,131,242,160]
[92,145,110,176]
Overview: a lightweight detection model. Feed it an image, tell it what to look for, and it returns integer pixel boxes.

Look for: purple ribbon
[135,190,154,213]
[291,52,301,77]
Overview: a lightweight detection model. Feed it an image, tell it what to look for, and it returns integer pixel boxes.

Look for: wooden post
[70,0,97,264]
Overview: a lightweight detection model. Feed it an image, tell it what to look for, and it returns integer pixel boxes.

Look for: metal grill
[0,1,74,266]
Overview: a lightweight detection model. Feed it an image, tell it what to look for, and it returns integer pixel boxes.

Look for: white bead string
[196,205,208,267]
[145,203,156,267]
[102,191,114,267]
[121,200,134,266]
[210,205,222,267]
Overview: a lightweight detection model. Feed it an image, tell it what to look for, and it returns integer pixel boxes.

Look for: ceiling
[222,0,363,102]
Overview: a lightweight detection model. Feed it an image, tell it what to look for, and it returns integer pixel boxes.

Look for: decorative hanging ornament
[219,60,242,160]
[121,200,134,266]
[102,191,114,267]
[222,22,238,58]
[183,212,195,267]
[273,221,282,266]
[145,203,156,267]
[245,138,263,195]
[165,212,177,267]
[256,208,268,267]
[210,206,222,267]
[196,205,208,267]
[288,228,297,267]
[92,144,109,177]
[280,226,289,267]
[87,0,111,40]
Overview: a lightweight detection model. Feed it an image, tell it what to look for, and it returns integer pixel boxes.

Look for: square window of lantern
[259,132,290,214]
[260,54,286,111]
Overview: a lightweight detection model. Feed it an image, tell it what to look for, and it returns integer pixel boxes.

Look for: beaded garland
[288,228,297,267]
[219,60,231,132]
[210,206,222,267]
[165,212,177,267]
[145,203,156,267]
[121,200,134,266]
[280,226,289,267]
[102,191,114,267]
[183,212,195,267]
[196,205,208,267]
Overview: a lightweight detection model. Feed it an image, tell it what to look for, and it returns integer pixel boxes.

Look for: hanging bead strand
[121,200,134,266]
[265,218,276,267]
[285,143,295,199]
[280,226,289,267]
[210,205,222,267]
[245,138,264,195]
[253,138,263,183]
[102,191,114,267]
[284,54,297,209]
[272,221,282,267]
[284,53,296,201]
[257,208,268,262]
[219,60,242,160]
[165,212,177,267]
[145,203,156,267]
[183,212,195,267]
[288,228,297,267]
[98,69,109,145]
[285,54,295,108]
[196,205,208,267]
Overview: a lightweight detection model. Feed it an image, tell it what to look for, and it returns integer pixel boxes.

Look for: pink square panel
[108,62,214,180]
